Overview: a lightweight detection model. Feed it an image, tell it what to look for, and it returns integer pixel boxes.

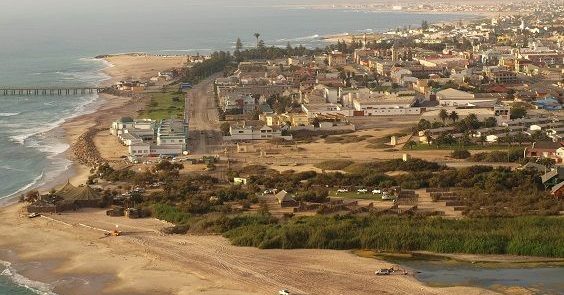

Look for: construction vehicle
[104,225,122,237]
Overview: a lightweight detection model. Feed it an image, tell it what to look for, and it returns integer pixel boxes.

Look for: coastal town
[2,0,564,294]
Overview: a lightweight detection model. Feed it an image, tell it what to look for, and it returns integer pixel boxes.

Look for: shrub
[314,160,354,171]
[451,149,471,159]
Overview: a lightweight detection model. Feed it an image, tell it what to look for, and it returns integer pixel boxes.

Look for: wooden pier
[0,87,107,96]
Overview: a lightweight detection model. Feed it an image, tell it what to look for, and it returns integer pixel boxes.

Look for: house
[233,177,248,185]
[225,122,292,141]
[328,51,346,66]
[533,97,562,111]
[525,141,564,163]
[541,167,564,189]
[551,181,564,198]
[275,190,298,207]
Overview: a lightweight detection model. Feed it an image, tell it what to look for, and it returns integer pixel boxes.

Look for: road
[185,74,223,155]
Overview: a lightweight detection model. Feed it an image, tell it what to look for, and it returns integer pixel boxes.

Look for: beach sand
[0,204,498,295]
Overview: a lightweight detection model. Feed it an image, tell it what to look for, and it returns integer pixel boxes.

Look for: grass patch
[223,215,564,257]
[314,160,354,171]
[139,88,184,120]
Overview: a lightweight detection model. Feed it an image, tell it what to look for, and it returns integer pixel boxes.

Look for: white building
[436,88,499,107]
[352,93,421,116]
[301,103,354,118]
[112,118,187,158]
[225,123,292,141]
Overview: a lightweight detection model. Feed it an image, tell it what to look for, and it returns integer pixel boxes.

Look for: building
[301,103,353,118]
[525,141,564,163]
[275,190,298,207]
[436,88,499,107]
[113,118,187,158]
[352,93,420,116]
[486,70,518,84]
[224,122,292,141]
[328,51,346,66]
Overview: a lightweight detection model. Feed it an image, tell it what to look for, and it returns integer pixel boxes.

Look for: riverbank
[0,203,498,295]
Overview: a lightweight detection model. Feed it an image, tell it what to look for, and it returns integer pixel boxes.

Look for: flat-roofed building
[436,88,499,107]
[352,94,420,116]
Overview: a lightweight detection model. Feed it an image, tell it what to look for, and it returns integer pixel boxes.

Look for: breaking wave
[1,260,57,295]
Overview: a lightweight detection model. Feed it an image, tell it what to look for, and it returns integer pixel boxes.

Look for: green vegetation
[451,149,471,159]
[314,160,354,171]
[468,149,523,163]
[223,215,564,257]
[324,134,372,144]
[182,51,232,84]
[139,90,184,120]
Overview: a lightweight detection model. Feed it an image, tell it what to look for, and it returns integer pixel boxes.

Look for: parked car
[336,189,348,193]
[372,189,381,194]
[382,193,395,200]
[278,290,291,295]
[28,213,41,219]
[375,269,391,275]
[357,189,368,193]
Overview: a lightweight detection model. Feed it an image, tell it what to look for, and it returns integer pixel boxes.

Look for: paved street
[185,74,223,155]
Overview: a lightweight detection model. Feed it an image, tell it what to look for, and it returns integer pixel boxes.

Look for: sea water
[0,0,474,292]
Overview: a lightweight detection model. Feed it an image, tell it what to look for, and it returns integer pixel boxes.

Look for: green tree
[220,122,231,136]
[451,149,471,159]
[510,107,527,119]
[421,20,429,30]
[449,111,459,123]
[406,140,417,150]
[253,33,261,48]
[439,109,449,123]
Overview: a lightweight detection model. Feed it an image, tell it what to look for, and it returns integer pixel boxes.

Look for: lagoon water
[0,0,472,292]
[398,259,564,294]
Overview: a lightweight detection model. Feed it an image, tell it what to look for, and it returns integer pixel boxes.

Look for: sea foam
[1,260,57,295]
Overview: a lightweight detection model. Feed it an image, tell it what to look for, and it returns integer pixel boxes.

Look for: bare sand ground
[0,204,497,295]
[102,54,188,85]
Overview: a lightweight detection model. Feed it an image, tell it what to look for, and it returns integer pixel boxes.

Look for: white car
[375,269,391,275]
[382,193,395,200]
[279,290,291,295]
[357,189,368,193]
[372,189,381,194]
[336,189,348,193]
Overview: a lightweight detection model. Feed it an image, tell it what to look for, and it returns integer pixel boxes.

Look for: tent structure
[27,182,103,213]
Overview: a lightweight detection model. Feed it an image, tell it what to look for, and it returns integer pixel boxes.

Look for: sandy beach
[0,204,498,295]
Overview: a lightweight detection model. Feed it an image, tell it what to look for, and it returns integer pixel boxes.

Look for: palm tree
[253,33,261,48]
[424,131,433,146]
[439,109,449,124]
[449,111,459,123]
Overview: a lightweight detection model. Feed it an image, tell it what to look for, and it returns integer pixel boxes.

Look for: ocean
[0,0,474,292]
